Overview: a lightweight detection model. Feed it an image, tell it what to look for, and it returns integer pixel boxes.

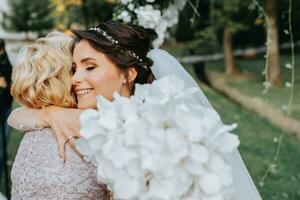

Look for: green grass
[205,53,300,121]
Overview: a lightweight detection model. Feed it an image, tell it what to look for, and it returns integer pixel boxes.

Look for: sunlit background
[0,0,299,199]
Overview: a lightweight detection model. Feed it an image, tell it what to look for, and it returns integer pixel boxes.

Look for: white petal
[199,173,221,195]
[114,176,139,199]
[190,144,210,164]
[98,109,121,130]
[80,109,99,126]
[87,135,107,152]
[75,138,93,159]
[103,139,138,167]
[152,75,185,98]
[172,168,193,196]
[124,120,148,146]
[218,133,240,153]
[96,159,117,184]
[96,95,113,110]
[183,158,205,176]
[203,195,224,200]
[166,129,188,162]
[126,159,143,179]
[208,153,226,172]
[149,178,176,199]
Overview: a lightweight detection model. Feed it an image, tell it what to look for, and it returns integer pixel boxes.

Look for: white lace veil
[147,49,262,200]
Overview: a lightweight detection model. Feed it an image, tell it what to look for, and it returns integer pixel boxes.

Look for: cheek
[90,69,123,100]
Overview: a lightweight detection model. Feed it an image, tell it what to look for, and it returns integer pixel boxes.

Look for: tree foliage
[7,0,54,35]
[52,0,116,30]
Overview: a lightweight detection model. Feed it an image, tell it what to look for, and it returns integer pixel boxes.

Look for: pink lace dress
[11,128,110,200]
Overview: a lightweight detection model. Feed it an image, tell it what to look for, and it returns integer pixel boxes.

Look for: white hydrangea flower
[120,0,132,5]
[199,173,222,195]
[163,5,180,27]
[127,3,135,11]
[78,75,239,199]
[114,0,188,47]
[134,5,161,29]
[117,10,132,23]
[153,20,168,48]
[113,175,139,199]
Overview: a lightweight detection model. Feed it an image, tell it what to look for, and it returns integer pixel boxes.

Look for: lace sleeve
[7,106,48,131]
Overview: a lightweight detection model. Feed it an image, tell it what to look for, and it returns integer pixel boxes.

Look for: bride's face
[72,39,126,109]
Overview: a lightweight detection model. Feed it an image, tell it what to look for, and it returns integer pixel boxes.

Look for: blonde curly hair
[11,32,76,108]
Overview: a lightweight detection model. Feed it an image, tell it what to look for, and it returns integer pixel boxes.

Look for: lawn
[205,53,300,121]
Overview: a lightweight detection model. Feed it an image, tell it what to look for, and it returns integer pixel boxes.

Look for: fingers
[67,136,77,150]
[58,139,67,162]
[65,135,83,158]
[68,123,80,138]
[53,125,81,162]
[109,191,114,200]
[55,131,67,162]
[46,108,82,161]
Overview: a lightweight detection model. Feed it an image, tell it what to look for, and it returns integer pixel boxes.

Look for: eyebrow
[80,57,97,63]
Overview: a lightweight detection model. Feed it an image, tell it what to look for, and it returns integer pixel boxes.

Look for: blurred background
[0,0,299,199]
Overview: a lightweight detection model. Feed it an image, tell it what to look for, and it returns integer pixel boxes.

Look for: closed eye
[86,66,96,71]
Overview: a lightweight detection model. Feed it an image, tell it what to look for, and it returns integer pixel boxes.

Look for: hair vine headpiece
[88,27,119,44]
[88,27,148,70]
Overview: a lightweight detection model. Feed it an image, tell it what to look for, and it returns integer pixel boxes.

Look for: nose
[72,68,84,85]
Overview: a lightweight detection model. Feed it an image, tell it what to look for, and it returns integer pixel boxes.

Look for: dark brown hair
[71,20,155,94]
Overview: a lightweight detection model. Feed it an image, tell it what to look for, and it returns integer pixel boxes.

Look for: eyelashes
[86,66,96,71]
[70,64,97,75]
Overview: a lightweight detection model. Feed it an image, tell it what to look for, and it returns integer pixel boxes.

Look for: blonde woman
[10,32,110,200]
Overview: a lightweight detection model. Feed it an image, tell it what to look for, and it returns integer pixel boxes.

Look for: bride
[8,21,262,200]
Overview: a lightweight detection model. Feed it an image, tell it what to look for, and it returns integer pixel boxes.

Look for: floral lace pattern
[11,128,110,200]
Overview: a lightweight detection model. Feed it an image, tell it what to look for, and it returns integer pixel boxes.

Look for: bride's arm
[7,106,82,161]
[7,106,49,131]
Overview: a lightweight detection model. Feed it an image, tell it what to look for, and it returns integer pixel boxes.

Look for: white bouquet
[77,75,240,200]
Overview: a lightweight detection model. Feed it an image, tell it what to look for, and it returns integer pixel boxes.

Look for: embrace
[8,21,262,200]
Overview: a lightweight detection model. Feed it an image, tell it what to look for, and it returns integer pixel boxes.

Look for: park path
[207,71,300,137]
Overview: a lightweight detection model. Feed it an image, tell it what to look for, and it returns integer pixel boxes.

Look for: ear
[126,67,138,84]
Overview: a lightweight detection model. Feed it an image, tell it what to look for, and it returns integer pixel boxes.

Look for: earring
[123,79,127,84]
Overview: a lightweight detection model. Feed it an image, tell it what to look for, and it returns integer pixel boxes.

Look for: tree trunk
[81,0,90,28]
[223,26,240,74]
[266,0,281,85]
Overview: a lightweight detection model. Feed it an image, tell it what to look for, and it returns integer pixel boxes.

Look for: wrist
[37,106,53,128]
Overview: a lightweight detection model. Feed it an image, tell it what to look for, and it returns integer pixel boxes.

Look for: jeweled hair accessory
[88,27,119,44]
[88,27,148,70]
